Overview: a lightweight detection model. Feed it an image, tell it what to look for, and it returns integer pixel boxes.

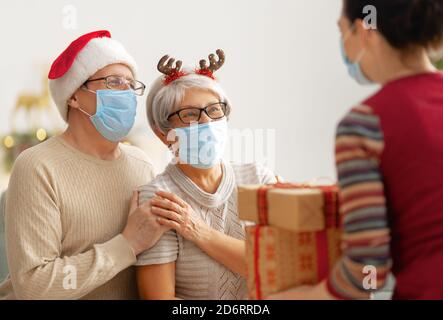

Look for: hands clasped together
[122,189,209,256]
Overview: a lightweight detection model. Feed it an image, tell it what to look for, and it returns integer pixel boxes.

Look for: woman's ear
[154,125,174,147]
[154,125,179,158]
[355,19,371,49]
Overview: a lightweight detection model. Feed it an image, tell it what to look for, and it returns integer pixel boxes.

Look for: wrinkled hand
[150,190,210,243]
[122,191,170,256]
[265,280,336,300]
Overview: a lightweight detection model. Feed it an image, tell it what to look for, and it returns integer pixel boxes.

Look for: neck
[375,47,437,85]
[61,114,121,161]
[177,163,223,194]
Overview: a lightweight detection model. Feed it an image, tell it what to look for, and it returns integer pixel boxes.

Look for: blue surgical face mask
[79,89,137,142]
[340,38,373,85]
[173,118,228,169]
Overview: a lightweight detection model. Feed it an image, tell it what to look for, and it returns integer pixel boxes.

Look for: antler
[157,55,183,76]
[199,49,225,72]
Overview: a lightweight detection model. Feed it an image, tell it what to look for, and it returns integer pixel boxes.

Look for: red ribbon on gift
[253,183,339,300]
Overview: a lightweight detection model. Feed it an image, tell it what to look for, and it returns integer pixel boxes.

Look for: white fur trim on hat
[49,37,137,122]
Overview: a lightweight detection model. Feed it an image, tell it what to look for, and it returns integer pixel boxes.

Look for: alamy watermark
[363,5,377,30]
[165,124,276,172]
[63,265,77,290]
[362,265,378,290]
[62,4,78,30]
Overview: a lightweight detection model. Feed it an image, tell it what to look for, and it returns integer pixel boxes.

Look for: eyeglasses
[83,75,146,96]
[167,102,227,124]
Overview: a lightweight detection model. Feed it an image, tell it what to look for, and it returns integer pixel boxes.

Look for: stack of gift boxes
[238,183,343,300]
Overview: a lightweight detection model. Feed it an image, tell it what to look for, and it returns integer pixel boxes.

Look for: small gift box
[238,184,329,232]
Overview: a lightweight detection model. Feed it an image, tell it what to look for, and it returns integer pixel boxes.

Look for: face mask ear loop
[77,107,93,118]
[342,23,366,64]
[342,21,356,43]
[81,85,97,95]
[355,48,366,64]
[75,86,97,118]
[165,127,179,158]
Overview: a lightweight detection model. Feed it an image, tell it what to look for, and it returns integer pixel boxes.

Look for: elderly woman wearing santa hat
[0,31,167,300]
[135,51,277,300]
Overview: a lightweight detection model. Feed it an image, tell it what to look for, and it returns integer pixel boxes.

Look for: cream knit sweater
[0,136,155,300]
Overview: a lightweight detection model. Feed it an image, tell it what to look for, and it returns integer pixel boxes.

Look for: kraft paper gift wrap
[245,226,342,300]
[238,184,343,300]
[238,184,328,232]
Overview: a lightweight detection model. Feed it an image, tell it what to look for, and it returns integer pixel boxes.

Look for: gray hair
[146,72,232,134]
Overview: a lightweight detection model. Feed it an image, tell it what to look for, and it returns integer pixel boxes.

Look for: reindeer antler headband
[157,49,225,85]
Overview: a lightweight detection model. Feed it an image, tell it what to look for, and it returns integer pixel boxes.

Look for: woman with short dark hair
[269,0,443,300]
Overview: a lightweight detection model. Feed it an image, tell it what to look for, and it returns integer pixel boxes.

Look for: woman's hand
[150,190,211,243]
[122,191,171,256]
[265,280,337,300]
[151,190,247,276]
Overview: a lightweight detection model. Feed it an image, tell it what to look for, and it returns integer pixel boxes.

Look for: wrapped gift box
[245,225,342,300]
[238,184,340,232]
[238,184,342,300]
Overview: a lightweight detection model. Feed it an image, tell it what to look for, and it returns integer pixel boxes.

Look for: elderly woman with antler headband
[134,50,277,300]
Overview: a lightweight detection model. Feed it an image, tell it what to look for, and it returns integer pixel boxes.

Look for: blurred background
[0,0,388,192]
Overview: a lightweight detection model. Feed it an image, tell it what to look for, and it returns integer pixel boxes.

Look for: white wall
[0,0,376,183]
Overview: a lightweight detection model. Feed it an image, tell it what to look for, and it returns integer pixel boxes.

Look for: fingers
[155,190,188,208]
[129,190,139,215]
[150,197,183,214]
[151,206,183,224]
[136,190,140,205]
[157,217,181,231]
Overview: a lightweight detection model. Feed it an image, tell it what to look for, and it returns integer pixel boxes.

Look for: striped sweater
[327,105,391,299]
[328,72,443,299]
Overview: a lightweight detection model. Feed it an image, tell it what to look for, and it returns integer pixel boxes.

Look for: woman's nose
[198,112,212,124]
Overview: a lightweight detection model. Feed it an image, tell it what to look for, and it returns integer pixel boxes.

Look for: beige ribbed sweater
[0,136,155,300]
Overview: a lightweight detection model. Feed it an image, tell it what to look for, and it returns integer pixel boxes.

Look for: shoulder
[6,138,67,197]
[137,169,174,205]
[336,105,385,162]
[120,144,156,182]
[361,82,412,116]
[229,162,277,185]
[120,144,154,169]
[336,105,383,141]
[10,137,64,175]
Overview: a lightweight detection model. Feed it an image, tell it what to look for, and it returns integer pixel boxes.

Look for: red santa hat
[48,30,137,122]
